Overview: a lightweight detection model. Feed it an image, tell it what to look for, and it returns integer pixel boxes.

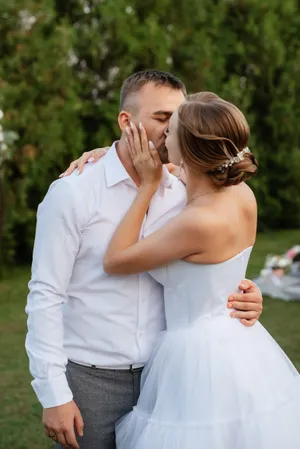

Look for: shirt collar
[161,165,173,189]
[103,141,173,190]
[103,142,131,188]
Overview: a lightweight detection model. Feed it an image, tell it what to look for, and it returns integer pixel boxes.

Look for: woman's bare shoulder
[181,184,257,258]
[180,204,227,243]
[179,183,257,232]
[238,182,257,205]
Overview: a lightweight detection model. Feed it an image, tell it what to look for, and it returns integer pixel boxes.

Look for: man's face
[164,110,181,166]
[130,83,186,163]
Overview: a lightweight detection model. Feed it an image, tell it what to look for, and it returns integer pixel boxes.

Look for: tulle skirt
[116,315,300,449]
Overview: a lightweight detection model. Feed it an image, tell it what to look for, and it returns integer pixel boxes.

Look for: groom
[26,70,263,449]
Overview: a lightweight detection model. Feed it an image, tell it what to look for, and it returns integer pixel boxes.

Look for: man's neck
[116,138,141,186]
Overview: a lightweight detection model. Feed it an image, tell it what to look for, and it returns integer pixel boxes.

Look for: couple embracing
[26,70,300,449]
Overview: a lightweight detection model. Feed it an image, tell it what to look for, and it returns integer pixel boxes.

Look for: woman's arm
[103,122,202,274]
[103,203,200,274]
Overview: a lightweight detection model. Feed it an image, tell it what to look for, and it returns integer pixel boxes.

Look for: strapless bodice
[150,247,253,330]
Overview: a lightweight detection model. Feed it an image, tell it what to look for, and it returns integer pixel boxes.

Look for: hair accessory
[216,147,251,172]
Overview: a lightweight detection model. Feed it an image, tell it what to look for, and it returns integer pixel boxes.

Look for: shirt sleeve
[25,179,83,408]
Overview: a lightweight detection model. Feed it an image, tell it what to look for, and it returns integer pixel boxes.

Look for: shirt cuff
[32,372,73,408]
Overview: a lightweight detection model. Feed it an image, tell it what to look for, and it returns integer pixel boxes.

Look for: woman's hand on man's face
[125,121,162,189]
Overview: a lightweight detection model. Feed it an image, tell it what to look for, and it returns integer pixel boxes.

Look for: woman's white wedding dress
[116,247,300,448]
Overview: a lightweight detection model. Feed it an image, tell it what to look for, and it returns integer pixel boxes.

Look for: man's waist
[69,359,144,371]
[65,344,151,369]
[64,323,165,365]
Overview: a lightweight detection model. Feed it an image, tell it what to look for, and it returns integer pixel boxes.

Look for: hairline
[120,80,186,113]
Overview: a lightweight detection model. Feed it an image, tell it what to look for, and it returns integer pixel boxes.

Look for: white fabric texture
[116,247,300,448]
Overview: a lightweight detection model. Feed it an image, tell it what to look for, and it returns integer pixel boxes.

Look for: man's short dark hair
[120,69,187,111]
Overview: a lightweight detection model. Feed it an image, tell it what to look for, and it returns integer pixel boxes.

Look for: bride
[101,95,300,448]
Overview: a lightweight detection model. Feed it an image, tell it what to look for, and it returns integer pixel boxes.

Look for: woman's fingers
[76,151,94,174]
[125,123,162,185]
[125,126,136,159]
[59,160,79,178]
[59,148,109,177]
[77,148,108,174]
[139,123,149,155]
[130,122,143,155]
[125,135,133,161]
[92,147,110,161]
[149,140,161,166]
[138,123,158,165]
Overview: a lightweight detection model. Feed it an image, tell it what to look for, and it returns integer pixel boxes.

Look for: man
[26,70,263,449]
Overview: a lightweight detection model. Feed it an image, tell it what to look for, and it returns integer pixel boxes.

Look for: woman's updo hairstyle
[177,95,258,187]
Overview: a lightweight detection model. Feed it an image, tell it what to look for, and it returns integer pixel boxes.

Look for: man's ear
[118,111,132,131]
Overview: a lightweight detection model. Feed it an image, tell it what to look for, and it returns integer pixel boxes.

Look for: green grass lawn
[0,229,300,449]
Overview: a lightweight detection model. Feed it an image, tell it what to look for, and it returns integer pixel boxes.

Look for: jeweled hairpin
[216,147,251,172]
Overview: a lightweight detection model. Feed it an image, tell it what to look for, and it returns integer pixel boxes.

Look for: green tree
[57,0,300,228]
[0,0,300,270]
[0,0,84,266]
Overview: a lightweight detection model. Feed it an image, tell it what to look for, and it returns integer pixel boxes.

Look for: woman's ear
[118,111,132,131]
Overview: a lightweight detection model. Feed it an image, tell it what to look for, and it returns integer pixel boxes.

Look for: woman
[100,96,300,448]
[63,94,300,447]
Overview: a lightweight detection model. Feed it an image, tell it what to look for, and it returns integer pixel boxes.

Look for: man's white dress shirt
[26,143,186,408]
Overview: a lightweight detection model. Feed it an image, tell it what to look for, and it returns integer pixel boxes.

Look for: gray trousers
[56,360,143,449]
